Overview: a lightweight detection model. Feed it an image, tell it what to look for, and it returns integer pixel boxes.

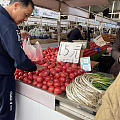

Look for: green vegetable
[86,73,114,90]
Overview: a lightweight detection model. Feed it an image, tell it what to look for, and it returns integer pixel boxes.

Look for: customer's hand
[36,64,44,71]
[20,30,29,39]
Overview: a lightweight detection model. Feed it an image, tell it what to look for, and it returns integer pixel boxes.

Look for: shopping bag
[23,40,43,61]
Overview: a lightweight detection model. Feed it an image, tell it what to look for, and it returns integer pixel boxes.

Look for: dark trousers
[0,75,15,120]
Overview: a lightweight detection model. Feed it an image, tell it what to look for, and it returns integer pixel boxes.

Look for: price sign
[57,42,82,63]
[80,57,91,71]
[94,35,106,47]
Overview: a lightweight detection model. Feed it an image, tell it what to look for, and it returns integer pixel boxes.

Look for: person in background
[67,25,83,42]
[110,29,120,78]
[0,0,43,120]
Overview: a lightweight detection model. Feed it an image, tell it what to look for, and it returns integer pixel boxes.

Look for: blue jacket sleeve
[1,24,37,72]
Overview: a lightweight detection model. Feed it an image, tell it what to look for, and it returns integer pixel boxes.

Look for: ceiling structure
[81,0,120,13]
[33,0,109,12]
[33,0,120,21]
[33,0,120,13]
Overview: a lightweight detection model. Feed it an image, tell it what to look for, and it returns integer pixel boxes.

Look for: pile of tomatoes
[14,47,85,95]
[83,42,109,57]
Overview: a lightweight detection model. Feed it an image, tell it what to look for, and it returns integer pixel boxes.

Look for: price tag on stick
[80,57,91,71]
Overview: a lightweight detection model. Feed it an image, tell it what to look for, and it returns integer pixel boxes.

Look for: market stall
[0,0,118,120]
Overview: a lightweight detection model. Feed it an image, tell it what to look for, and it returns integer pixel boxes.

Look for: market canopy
[33,0,109,12]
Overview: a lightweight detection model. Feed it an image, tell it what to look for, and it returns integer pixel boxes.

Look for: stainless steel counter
[16,80,95,120]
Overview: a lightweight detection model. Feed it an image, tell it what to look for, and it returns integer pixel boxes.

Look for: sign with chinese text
[94,35,106,47]
[80,57,91,71]
[57,42,82,63]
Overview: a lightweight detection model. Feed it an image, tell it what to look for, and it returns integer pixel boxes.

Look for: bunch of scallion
[86,73,114,90]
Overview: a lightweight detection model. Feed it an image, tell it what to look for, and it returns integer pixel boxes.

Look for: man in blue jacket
[0,0,43,120]
[67,25,84,42]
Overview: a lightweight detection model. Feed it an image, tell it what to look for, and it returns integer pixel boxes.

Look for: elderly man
[0,0,42,120]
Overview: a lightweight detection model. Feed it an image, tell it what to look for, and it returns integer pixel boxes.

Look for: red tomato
[37,76,43,83]
[42,85,48,90]
[15,75,18,79]
[57,64,62,68]
[18,71,24,76]
[27,80,32,84]
[60,61,65,66]
[43,81,47,85]
[33,75,38,81]
[32,81,37,86]
[53,78,59,83]
[36,83,43,88]
[80,69,84,74]
[50,69,56,75]
[48,65,53,69]
[18,76,24,80]
[43,63,49,67]
[77,66,81,69]
[60,82,65,86]
[50,76,54,81]
[28,75,33,80]
[59,77,65,83]
[14,72,18,76]
[55,73,60,78]
[65,82,69,87]
[62,65,67,70]
[23,73,28,77]
[54,82,60,87]
[23,77,28,83]
[47,80,53,86]
[45,76,51,81]
[42,71,49,77]
[77,70,82,75]
[28,72,33,76]
[65,63,71,67]
[65,78,70,83]
[66,68,72,73]
[71,63,77,69]
[74,71,78,77]
[60,72,66,78]
[55,67,61,72]
[39,72,43,76]
[48,86,54,93]
[51,63,56,68]
[69,73,75,79]
[54,87,61,95]
[35,71,40,75]
[61,86,66,92]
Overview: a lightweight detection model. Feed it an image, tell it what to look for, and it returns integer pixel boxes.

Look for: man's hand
[36,64,44,71]
[20,30,29,39]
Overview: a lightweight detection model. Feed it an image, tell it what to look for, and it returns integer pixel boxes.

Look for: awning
[33,0,109,12]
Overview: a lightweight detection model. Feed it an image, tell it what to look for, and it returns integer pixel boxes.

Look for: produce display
[29,27,49,39]
[14,40,112,110]
[83,42,109,57]
[14,47,85,95]
[66,73,114,109]
[102,34,116,42]
[90,73,114,90]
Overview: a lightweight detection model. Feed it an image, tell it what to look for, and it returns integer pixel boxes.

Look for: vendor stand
[13,0,118,120]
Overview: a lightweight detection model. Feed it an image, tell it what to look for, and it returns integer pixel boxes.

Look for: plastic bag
[23,39,43,61]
